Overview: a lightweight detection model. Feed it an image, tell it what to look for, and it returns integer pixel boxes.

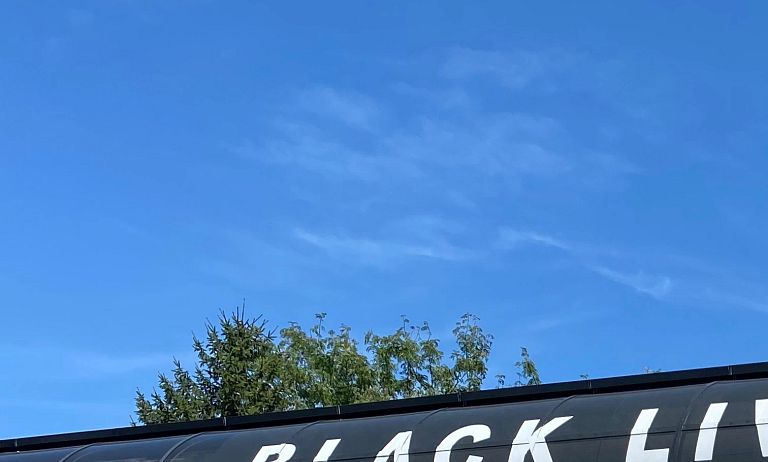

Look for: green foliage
[280,313,380,408]
[452,313,493,391]
[514,347,541,386]
[135,307,540,425]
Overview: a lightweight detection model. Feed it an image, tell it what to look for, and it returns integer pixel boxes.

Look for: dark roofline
[3,361,768,453]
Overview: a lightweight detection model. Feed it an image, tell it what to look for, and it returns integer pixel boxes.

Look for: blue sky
[2,0,768,439]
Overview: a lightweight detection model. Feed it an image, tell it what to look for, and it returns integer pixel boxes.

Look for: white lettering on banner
[252,444,297,462]
[695,403,728,461]
[626,409,669,462]
[435,425,491,462]
[375,431,413,462]
[244,399,768,462]
[508,416,573,462]
[314,439,342,462]
[756,399,768,457]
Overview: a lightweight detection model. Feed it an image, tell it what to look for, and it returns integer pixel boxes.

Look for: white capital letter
[253,444,297,462]
[435,424,491,462]
[756,399,768,457]
[625,409,669,462]
[695,402,728,461]
[375,431,413,462]
[314,439,342,462]
[508,416,572,462]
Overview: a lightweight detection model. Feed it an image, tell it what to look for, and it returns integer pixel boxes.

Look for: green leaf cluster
[135,308,540,425]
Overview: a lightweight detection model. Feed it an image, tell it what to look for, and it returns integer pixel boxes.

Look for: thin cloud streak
[383,116,571,177]
[495,228,768,315]
[293,229,478,266]
[496,228,675,301]
[695,289,768,314]
[223,46,762,317]
[590,266,673,300]
[231,48,640,192]
[234,128,419,181]
[237,112,573,183]
[296,86,381,131]
[497,228,573,251]
[441,48,549,89]
[287,221,768,317]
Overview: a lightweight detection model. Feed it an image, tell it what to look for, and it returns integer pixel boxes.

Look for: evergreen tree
[135,306,540,425]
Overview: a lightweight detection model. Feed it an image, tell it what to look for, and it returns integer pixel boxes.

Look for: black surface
[0,447,80,462]
[3,361,768,458]
[64,437,184,462]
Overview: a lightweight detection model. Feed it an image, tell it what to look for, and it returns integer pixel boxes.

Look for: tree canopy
[134,307,540,425]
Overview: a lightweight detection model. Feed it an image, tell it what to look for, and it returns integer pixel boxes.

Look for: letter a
[375,431,413,462]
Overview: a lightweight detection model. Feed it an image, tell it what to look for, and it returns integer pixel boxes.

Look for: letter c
[435,424,491,462]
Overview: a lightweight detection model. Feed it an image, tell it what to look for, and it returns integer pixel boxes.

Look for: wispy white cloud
[220,47,685,307]
[495,228,768,314]
[294,228,477,267]
[523,310,603,333]
[695,288,768,314]
[384,115,570,177]
[584,152,644,176]
[233,125,418,181]
[230,47,642,201]
[390,81,471,108]
[524,315,577,333]
[195,226,320,288]
[441,48,550,89]
[385,215,466,240]
[496,228,572,251]
[296,86,381,131]
[590,266,673,300]
[234,112,576,187]
[495,228,676,302]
